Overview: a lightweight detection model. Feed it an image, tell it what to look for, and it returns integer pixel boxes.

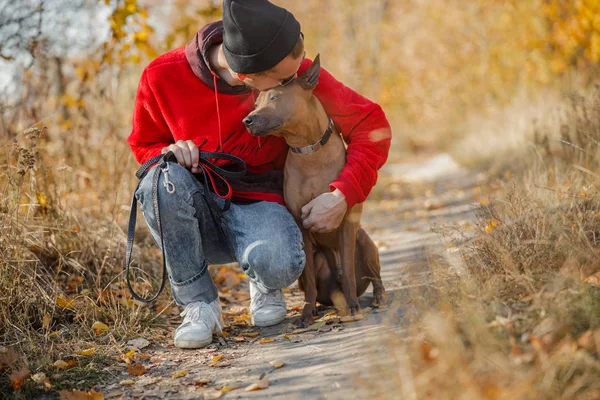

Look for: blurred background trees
[1,0,599,154]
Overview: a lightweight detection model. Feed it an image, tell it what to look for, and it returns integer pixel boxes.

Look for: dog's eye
[269,95,278,101]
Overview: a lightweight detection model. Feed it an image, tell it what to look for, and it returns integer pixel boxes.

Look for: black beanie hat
[222,0,301,74]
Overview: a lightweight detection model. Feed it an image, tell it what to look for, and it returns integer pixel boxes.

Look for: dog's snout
[243,116,254,127]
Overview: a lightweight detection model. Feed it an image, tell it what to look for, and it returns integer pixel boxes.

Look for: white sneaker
[174,300,223,349]
[249,280,287,327]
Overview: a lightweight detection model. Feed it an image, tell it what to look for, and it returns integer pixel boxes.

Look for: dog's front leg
[340,219,360,316]
[299,229,317,327]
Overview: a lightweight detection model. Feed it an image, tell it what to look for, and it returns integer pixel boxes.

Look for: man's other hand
[162,140,202,174]
[301,189,348,233]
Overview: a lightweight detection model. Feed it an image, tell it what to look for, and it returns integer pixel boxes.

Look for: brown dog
[243,55,385,326]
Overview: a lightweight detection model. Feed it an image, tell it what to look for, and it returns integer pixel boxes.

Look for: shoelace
[251,290,285,310]
[180,302,222,333]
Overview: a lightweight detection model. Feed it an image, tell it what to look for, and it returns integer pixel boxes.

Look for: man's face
[240,51,306,91]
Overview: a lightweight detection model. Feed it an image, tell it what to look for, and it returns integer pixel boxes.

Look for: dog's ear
[298,54,320,90]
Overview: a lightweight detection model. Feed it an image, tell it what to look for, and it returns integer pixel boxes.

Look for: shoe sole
[174,325,221,349]
[174,337,213,349]
[252,314,286,327]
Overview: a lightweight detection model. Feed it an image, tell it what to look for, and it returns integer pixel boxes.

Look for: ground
[95,154,488,400]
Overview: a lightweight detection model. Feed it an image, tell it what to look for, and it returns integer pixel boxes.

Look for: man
[128,0,391,349]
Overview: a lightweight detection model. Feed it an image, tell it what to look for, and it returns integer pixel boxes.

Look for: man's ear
[298,54,320,90]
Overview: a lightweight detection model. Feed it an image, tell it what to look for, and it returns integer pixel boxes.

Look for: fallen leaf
[220,385,239,393]
[269,359,285,368]
[56,294,76,311]
[42,313,51,330]
[127,338,150,349]
[210,362,232,368]
[241,332,260,338]
[53,360,69,370]
[231,337,246,342]
[172,369,188,379]
[31,372,46,383]
[125,349,136,358]
[58,389,104,400]
[258,338,275,344]
[195,378,210,386]
[128,363,146,376]
[308,321,326,330]
[204,390,223,399]
[584,271,600,287]
[74,348,96,357]
[92,321,109,335]
[340,314,364,323]
[0,347,19,372]
[212,354,224,363]
[119,379,135,386]
[10,368,30,390]
[244,379,269,392]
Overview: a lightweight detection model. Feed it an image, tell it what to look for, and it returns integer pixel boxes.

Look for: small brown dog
[243,55,385,326]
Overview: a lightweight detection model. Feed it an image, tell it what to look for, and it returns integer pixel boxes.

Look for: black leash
[125,150,247,303]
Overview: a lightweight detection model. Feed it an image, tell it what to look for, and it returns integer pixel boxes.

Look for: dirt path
[99,154,485,400]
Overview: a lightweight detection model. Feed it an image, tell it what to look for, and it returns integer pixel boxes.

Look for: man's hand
[162,140,202,174]
[301,189,348,233]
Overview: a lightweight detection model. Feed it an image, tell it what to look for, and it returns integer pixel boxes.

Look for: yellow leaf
[204,390,223,399]
[74,348,96,357]
[258,338,275,344]
[241,332,260,338]
[53,360,69,369]
[232,337,246,342]
[485,220,500,233]
[172,369,188,379]
[584,271,600,287]
[212,354,224,363]
[42,313,51,330]
[244,379,269,392]
[220,385,239,393]
[125,349,136,358]
[119,379,135,386]
[56,294,76,311]
[92,321,109,335]
[269,359,285,368]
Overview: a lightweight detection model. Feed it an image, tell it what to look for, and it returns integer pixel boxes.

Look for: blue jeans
[134,162,306,306]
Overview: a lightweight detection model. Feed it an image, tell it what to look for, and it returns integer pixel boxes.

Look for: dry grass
[371,85,600,399]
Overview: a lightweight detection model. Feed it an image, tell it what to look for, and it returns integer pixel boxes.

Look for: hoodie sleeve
[127,68,174,165]
[310,62,392,209]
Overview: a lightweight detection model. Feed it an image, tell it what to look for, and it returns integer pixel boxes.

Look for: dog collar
[289,117,335,155]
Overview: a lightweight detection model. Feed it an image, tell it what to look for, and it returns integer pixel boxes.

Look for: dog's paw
[372,288,387,308]
[298,304,316,328]
[347,298,360,316]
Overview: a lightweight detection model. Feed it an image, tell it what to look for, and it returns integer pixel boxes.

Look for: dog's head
[243,54,321,138]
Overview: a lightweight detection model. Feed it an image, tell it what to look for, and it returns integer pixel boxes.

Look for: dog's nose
[243,116,253,126]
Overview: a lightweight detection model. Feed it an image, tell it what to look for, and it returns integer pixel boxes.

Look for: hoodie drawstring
[212,72,224,152]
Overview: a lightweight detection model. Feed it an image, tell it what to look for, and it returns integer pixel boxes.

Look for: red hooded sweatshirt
[127,22,392,209]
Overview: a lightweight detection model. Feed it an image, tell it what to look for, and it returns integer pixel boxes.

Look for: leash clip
[160,162,176,194]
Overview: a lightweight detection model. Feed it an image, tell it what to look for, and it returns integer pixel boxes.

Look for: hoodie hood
[185,21,252,96]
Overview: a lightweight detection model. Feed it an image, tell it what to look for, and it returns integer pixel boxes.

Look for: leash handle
[125,151,247,303]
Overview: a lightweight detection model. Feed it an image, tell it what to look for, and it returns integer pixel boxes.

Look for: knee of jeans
[244,239,306,290]
[135,162,202,207]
